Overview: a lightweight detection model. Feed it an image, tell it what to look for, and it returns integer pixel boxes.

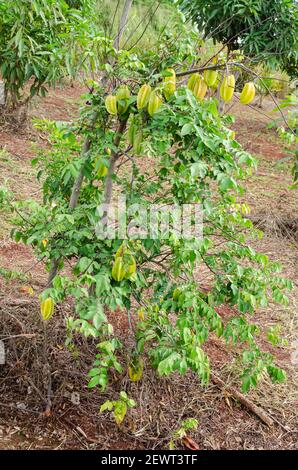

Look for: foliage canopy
[179,0,298,76]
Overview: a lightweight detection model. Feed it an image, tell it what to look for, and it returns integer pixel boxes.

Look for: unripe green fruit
[203,69,218,87]
[105,95,117,115]
[163,68,176,100]
[147,90,162,116]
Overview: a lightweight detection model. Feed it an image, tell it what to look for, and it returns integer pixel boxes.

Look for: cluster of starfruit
[187,68,255,105]
[105,85,131,116]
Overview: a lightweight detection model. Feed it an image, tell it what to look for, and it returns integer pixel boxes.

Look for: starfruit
[40,297,55,321]
[105,95,117,115]
[197,80,208,100]
[137,84,151,110]
[239,82,255,105]
[188,74,207,100]
[128,356,144,382]
[115,242,127,258]
[203,69,218,87]
[220,75,235,103]
[133,130,143,155]
[163,68,176,100]
[147,90,162,116]
[127,117,143,154]
[116,85,130,114]
[116,85,130,101]
[187,73,200,92]
[112,256,126,282]
[127,120,137,146]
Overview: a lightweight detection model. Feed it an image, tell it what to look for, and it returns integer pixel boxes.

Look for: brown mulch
[0,292,297,450]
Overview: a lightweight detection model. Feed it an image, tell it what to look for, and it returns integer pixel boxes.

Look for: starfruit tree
[6,21,292,421]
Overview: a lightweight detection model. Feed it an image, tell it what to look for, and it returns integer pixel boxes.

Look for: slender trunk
[103,120,127,207]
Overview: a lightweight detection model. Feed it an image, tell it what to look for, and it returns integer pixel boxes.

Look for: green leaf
[88,375,100,388]
[181,123,193,136]
[100,400,113,413]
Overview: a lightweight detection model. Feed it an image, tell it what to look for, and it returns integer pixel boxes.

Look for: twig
[1,333,37,341]
[211,373,274,427]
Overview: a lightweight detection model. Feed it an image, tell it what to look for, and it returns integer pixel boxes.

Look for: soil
[0,86,297,450]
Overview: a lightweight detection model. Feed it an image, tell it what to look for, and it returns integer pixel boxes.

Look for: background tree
[0,0,95,117]
[179,0,298,77]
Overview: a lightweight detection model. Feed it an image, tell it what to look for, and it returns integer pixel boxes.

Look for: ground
[0,85,297,450]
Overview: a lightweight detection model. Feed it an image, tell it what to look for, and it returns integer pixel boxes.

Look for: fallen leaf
[182,435,200,450]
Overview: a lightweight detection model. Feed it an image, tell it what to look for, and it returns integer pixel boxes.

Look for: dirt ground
[0,85,297,450]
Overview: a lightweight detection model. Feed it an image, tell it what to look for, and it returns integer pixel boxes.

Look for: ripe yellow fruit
[105,95,117,115]
[137,84,152,110]
[196,79,208,100]
[239,82,255,105]
[187,74,208,100]
[113,244,137,280]
[220,75,235,103]
[203,69,218,87]
[40,297,54,321]
[163,68,176,100]
[112,257,126,282]
[148,90,162,116]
